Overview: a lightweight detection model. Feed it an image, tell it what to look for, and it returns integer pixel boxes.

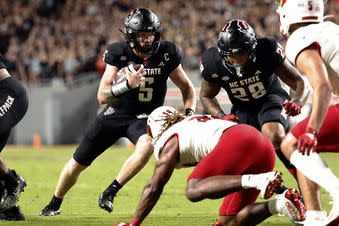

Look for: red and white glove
[114,218,140,226]
[221,114,239,123]
[283,99,302,116]
[297,127,318,155]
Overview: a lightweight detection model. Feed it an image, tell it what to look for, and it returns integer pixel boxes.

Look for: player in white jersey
[277,0,339,225]
[113,106,306,226]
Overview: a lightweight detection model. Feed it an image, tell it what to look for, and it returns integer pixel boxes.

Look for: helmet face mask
[277,0,324,35]
[135,31,155,52]
[124,8,162,54]
[217,19,257,76]
[225,51,250,68]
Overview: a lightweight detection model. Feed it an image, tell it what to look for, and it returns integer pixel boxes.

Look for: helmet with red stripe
[124,8,162,54]
[277,0,324,35]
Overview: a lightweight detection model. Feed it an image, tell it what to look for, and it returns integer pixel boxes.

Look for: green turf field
[1,145,338,225]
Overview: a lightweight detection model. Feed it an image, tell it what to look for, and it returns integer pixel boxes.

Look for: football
[127,63,142,72]
[116,64,143,82]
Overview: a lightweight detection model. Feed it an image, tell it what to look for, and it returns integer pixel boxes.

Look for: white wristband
[111,79,130,97]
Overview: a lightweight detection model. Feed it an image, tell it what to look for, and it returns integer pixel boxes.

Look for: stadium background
[1,0,339,145]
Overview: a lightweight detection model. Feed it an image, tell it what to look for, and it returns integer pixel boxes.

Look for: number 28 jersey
[103,41,182,115]
[201,37,287,108]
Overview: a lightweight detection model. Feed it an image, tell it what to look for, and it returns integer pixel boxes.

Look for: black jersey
[201,37,287,109]
[103,41,182,115]
[0,54,6,69]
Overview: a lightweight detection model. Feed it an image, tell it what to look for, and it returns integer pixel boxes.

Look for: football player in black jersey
[199,19,309,185]
[39,8,196,216]
[0,53,28,220]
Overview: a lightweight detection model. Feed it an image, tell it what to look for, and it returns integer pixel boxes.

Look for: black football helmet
[124,8,162,54]
[218,19,257,66]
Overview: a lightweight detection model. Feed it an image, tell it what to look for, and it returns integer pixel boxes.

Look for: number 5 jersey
[103,41,182,116]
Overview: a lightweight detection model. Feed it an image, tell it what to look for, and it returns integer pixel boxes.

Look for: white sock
[305,210,327,222]
[241,174,257,189]
[290,151,339,195]
[268,199,279,215]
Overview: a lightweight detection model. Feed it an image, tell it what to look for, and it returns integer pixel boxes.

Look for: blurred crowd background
[1,0,338,87]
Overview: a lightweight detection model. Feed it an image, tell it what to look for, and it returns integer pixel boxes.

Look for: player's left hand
[126,65,145,89]
[283,99,302,116]
[297,127,318,155]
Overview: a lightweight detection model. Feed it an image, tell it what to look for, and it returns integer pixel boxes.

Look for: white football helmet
[147,106,178,140]
[277,0,324,35]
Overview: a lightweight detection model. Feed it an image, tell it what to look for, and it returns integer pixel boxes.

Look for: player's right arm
[199,48,226,117]
[97,43,145,105]
[97,64,120,104]
[295,46,332,133]
[97,64,145,105]
[200,79,224,117]
[130,136,179,225]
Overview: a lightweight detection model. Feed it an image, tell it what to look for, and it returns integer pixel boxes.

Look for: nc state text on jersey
[229,75,261,88]
[144,68,161,75]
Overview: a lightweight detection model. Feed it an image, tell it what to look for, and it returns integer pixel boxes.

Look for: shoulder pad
[103,42,129,67]
[285,27,317,65]
[159,41,181,54]
[105,42,126,57]
[256,36,278,55]
[255,36,285,71]
[201,47,219,75]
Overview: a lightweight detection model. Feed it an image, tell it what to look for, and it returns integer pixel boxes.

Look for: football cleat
[325,195,339,226]
[98,192,115,213]
[258,171,283,199]
[0,206,25,221]
[302,211,327,226]
[0,170,27,211]
[276,188,306,223]
[39,204,61,216]
[303,219,326,226]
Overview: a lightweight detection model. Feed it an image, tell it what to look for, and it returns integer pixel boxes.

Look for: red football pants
[188,124,275,216]
[291,104,339,153]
